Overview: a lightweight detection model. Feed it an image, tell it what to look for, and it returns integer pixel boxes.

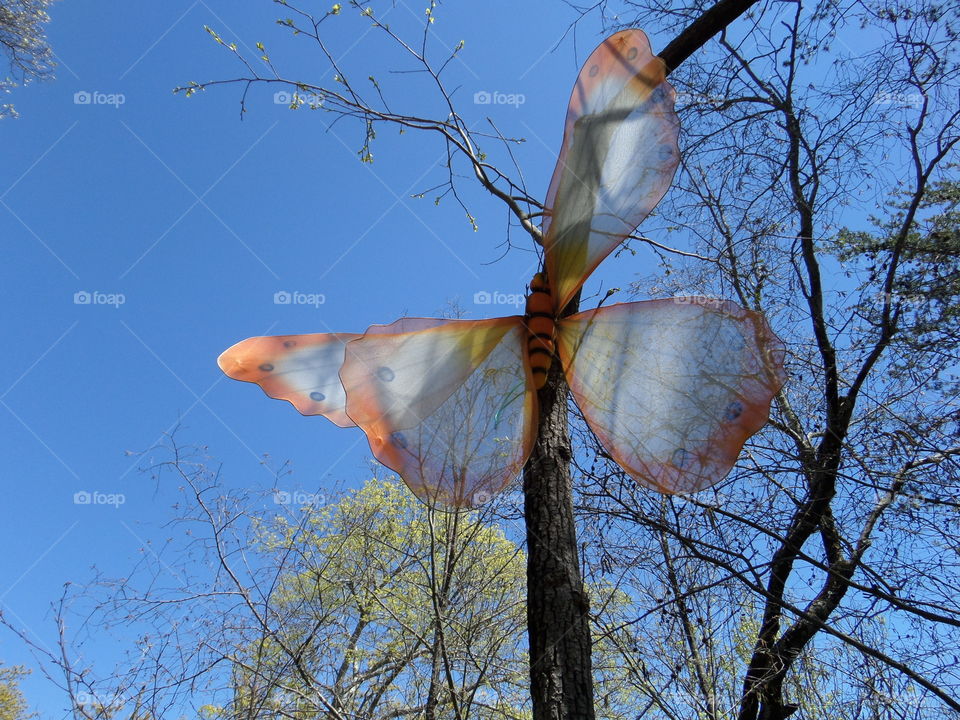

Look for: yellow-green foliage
[0,664,31,720]
[234,477,528,718]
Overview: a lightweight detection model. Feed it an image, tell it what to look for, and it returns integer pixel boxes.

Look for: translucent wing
[558,299,785,493]
[340,317,537,508]
[218,333,361,427]
[543,29,680,310]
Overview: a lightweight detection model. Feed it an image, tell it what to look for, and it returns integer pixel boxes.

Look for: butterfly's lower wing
[218,333,361,427]
[340,317,537,508]
[558,299,785,493]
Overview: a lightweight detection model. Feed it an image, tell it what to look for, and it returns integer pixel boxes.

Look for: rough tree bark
[524,359,595,720]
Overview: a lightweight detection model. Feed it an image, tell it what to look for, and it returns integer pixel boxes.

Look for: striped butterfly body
[523,274,556,390]
[218,29,787,507]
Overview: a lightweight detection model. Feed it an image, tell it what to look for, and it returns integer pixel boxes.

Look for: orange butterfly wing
[543,29,680,311]
[558,299,785,493]
[340,317,538,507]
[218,333,361,427]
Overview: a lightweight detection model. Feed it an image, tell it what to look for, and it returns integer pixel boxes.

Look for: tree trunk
[523,362,595,720]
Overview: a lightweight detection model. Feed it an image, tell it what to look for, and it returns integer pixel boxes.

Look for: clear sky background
[0,2,695,714]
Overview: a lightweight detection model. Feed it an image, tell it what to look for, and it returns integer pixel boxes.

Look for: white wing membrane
[340,318,538,507]
[544,30,680,310]
[559,299,785,493]
[218,334,361,427]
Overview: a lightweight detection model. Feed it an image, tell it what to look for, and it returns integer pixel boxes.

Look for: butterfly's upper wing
[558,299,785,493]
[340,317,537,507]
[218,333,362,427]
[543,29,680,311]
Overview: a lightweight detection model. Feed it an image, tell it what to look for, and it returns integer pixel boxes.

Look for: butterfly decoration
[218,30,786,508]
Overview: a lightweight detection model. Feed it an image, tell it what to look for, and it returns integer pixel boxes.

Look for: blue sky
[0,2,692,714]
